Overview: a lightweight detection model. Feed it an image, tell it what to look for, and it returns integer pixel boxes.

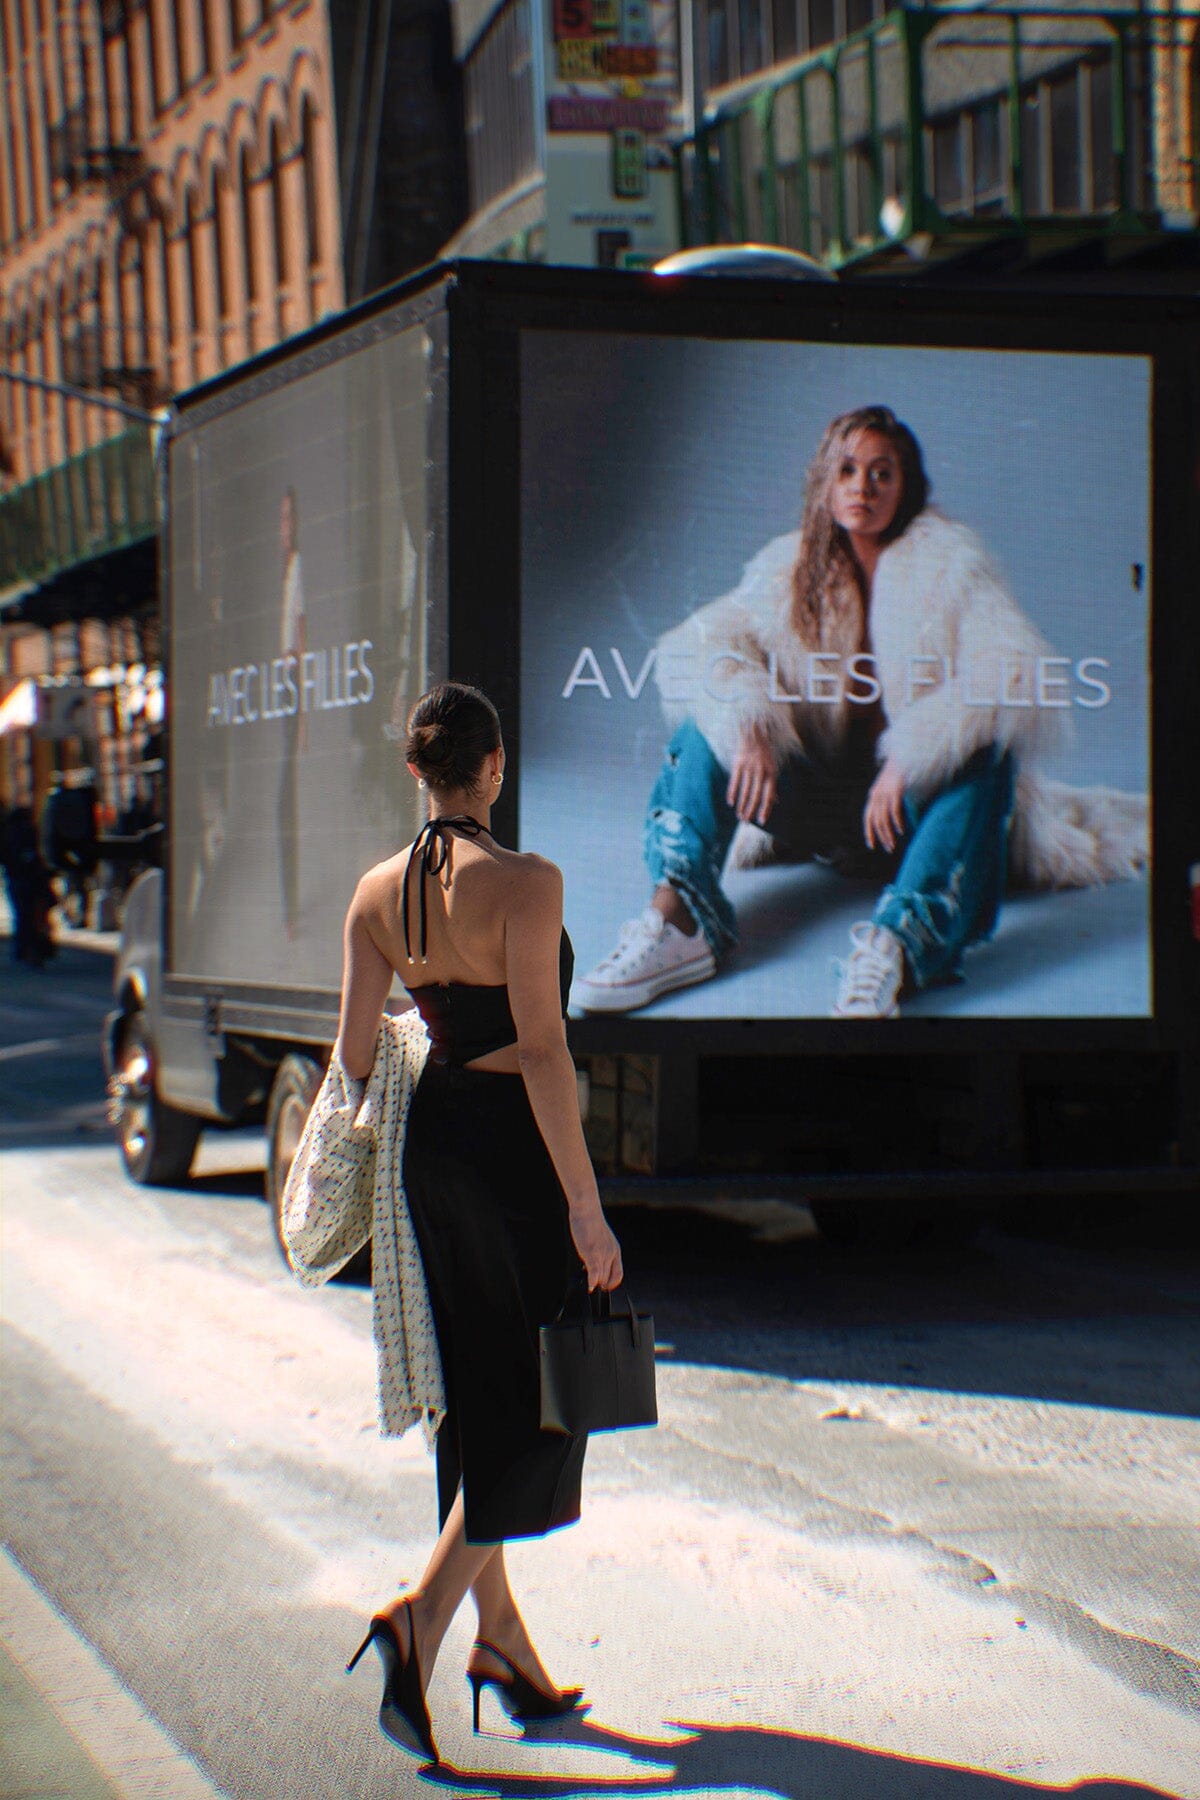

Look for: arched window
[239,146,257,300]
[148,213,173,376]
[170,0,188,92]
[183,187,201,335]
[301,97,320,269]
[146,0,164,113]
[0,323,15,482]
[56,276,83,456]
[99,251,118,389]
[210,168,228,319]
[269,120,288,285]
[118,230,147,373]
[30,305,47,468]
[37,303,54,465]
[12,309,31,475]
[197,2,214,78]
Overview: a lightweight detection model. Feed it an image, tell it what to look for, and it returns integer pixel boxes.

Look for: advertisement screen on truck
[169,320,442,991]
[520,331,1152,1021]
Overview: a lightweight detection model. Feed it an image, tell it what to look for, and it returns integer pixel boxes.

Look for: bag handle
[553,1275,642,1348]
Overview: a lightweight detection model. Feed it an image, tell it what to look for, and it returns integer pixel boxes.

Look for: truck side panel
[164,297,449,1005]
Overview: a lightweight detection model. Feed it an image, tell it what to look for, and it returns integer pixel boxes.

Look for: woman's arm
[727,720,781,826]
[863,759,908,853]
[335,879,394,1082]
[506,860,623,1291]
[655,532,800,773]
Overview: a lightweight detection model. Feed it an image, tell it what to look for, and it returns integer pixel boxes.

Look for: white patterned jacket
[281,1007,444,1446]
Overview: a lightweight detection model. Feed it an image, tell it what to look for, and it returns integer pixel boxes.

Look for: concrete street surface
[2,935,1199,1800]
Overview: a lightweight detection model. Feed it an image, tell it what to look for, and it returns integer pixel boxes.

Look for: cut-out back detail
[401,815,573,1064]
[407,931,573,1066]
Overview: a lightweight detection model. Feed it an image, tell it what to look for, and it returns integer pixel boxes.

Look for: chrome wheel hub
[110,1042,153,1158]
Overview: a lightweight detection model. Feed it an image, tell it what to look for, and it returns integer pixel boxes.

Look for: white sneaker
[575,908,716,1013]
[833,923,905,1018]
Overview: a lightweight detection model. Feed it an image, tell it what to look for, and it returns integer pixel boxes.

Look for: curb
[1,1550,228,1800]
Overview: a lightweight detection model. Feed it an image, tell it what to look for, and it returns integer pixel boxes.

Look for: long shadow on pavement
[584,1198,1200,1421]
[421,1712,1179,1800]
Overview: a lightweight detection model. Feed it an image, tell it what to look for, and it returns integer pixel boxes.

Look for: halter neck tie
[403,815,493,963]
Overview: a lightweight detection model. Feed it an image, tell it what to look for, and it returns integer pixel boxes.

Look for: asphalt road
[2,940,1199,1799]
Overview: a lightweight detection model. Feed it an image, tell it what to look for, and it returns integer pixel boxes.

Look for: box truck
[105,261,1200,1246]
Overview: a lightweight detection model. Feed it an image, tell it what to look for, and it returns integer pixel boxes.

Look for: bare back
[367,830,521,988]
[338,825,566,1077]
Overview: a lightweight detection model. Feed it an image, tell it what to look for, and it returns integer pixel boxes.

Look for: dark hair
[405,681,502,794]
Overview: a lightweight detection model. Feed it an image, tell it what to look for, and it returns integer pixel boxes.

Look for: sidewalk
[0,1552,227,1800]
[0,887,119,958]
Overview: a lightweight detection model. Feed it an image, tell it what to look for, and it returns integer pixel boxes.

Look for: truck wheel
[265,1054,324,1258]
[112,1013,201,1186]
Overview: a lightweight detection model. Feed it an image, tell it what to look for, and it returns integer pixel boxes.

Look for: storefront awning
[0,426,157,599]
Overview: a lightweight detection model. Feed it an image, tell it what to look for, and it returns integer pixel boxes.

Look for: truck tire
[112,1012,201,1186]
[265,1053,324,1259]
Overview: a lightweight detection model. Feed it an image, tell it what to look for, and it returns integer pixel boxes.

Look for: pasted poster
[168,322,442,990]
[519,331,1152,1021]
[544,0,683,266]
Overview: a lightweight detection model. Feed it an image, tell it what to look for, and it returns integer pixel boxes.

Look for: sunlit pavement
[2,935,1199,1799]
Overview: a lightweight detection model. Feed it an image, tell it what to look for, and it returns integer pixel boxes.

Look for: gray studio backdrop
[519,331,1151,1020]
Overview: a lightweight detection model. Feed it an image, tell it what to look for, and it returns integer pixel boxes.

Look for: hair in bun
[412,722,451,764]
[405,682,502,794]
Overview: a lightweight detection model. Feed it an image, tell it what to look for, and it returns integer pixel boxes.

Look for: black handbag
[539,1280,658,1435]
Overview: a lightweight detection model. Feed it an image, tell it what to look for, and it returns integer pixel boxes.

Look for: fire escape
[1,3,160,611]
[674,5,1198,275]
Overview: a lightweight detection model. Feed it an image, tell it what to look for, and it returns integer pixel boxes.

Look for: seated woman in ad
[575,405,1147,1019]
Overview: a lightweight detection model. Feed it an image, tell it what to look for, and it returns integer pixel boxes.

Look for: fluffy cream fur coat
[653,510,1147,888]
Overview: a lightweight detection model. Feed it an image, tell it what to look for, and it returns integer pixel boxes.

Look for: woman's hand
[863,761,908,854]
[569,1203,624,1292]
[727,724,778,826]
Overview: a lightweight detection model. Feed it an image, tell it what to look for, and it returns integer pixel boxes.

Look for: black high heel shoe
[466,1638,585,1733]
[347,1600,438,1764]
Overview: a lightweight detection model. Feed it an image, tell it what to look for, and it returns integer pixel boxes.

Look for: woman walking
[337,680,622,1763]
[576,404,1145,1018]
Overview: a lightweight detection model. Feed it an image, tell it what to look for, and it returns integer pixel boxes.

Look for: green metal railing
[676,7,1192,268]
[0,426,156,591]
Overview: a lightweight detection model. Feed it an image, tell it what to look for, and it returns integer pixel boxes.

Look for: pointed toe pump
[466,1639,585,1734]
[347,1599,438,1764]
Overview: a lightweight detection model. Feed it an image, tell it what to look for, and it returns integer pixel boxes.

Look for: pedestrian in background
[2,803,54,965]
[38,772,99,928]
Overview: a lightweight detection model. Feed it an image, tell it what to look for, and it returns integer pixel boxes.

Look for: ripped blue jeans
[643,720,1014,988]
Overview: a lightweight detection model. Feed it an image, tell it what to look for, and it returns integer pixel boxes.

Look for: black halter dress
[399,817,585,1544]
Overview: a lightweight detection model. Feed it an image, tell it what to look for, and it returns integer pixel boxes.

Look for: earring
[492,773,503,786]
[418,778,427,791]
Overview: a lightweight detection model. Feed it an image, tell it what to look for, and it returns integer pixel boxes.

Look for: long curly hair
[790,406,929,643]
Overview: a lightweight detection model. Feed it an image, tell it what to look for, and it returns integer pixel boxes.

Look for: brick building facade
[0,0,463,831]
